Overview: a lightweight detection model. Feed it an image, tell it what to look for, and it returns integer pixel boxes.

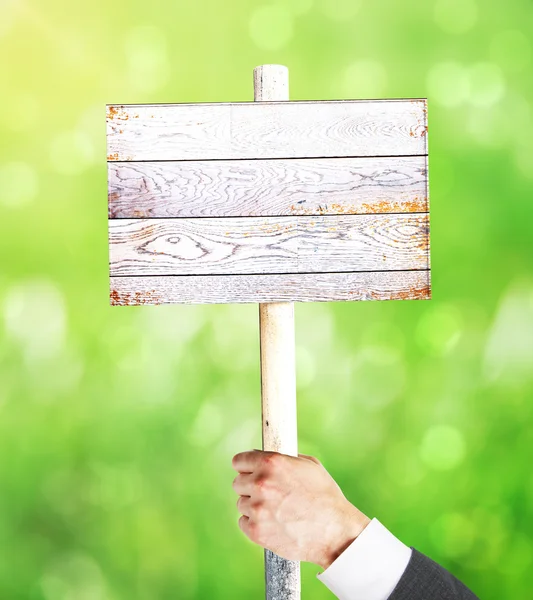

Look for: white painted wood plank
[108,156,428,218]
[109,270,431,305]
[108,214,430,276]
[106,100,427,162]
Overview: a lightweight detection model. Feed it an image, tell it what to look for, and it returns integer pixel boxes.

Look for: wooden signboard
[106,65,430,600]
[107,98,430,306]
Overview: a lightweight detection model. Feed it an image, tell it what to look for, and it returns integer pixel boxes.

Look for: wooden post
[255,64,300,600]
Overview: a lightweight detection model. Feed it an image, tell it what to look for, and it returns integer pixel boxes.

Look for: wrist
[319,504,371,570]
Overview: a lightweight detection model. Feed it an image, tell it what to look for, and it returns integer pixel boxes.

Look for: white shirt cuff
[316,518,412,600]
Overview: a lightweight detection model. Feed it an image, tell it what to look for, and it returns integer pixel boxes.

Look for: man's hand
[231,449,371,570]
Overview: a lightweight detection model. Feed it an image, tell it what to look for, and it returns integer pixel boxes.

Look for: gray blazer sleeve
[388,549,480,600]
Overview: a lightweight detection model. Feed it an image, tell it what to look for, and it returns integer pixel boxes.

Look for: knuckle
[263,452,281,468]
[248,519,262,542]
[254,474,270,492]
[247,519,257,535]
[252,500,267,520]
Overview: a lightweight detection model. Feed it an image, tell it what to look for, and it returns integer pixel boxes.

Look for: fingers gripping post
[255,65,300,600]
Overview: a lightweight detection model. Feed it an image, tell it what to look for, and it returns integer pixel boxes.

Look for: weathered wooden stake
[255,65,301,600]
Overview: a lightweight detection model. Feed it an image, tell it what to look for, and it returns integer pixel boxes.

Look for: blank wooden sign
[107,99,430,305]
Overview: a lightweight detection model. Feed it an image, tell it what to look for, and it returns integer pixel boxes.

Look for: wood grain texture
[109,214,429,276]
[108,156,428,218]
[106,99,427,162]
[109,270,431,305]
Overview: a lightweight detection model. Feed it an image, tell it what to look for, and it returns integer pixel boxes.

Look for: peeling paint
[352,285,430,301]
[107,105,139,121]
[258,222,296,234]
[110,289,162,306]
[395,285,430,300]
[288,198,427,215]
[360,198,427,213]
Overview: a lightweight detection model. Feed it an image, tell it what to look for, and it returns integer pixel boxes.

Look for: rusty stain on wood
[259,222,296,234]
[351,284,430,301]
[107,106,140,121]
[359,198,427,213]
[420,100,428,137]
[110,288,161,306]
[395,285,430,300]
[107,106,129,121]
[288,202,364,216]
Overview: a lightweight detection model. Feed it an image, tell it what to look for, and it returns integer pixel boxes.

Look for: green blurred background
[1,0,533,598]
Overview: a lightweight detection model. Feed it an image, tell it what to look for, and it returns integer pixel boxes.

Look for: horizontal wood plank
[109,214,429,276]
[107,100,427,162]
[110,270,431,305]
[108,156,428,218]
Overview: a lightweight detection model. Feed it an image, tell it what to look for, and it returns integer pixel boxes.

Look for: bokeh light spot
[249,4,294,51]
[288,0,314,16]
[484,280,533,385]
[467,62,505,107]
[3,93,40,133]
[209,304,256,371]
[505,92,532,146]
[124,25,170,94]
[350,345,406,410]
[515,144,533,180]
[0,161,38,208]
[4,279,66,362]
[466,104,511,148]
[361,320,405,353]
[296,344,317,388]
[0,0,17,39]
[298,303,335,350]
[189,402,224,447]
[40,553,108,600]
[420,425,466,470]
[342,59,388,99]
[49,130,95,175]
[318,0,360,21]
[416,304,463,356]
[426,61,469,107]
[434,0,478,35]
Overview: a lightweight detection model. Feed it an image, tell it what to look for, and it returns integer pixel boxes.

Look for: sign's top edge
[105,98,428,108]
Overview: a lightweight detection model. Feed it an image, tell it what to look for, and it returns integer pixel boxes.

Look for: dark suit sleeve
[388,548,480,600]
